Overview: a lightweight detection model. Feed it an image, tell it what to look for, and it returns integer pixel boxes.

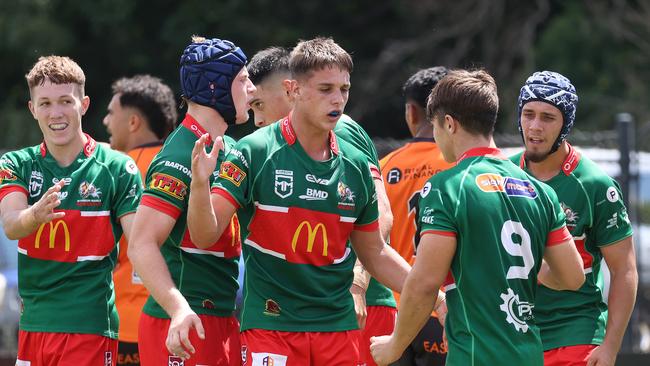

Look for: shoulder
[1,145,40,165]
[571,154,621,194]
[94,144,139,176]
[508,150,524,166]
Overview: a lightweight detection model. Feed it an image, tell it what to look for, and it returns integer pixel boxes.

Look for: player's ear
[287,79,299,97]
[444,114,456,133]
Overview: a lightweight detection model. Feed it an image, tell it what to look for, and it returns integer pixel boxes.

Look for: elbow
[564,272,586,291]
[189,230,216,249]
[5,229,21,241]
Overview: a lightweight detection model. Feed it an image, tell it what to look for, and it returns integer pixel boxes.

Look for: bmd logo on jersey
[35,220,70,252]
[220,161,246,187]
[475,174,537,199]
[292,221,328,256]
[274,170,293,198]
[150,173,187,200]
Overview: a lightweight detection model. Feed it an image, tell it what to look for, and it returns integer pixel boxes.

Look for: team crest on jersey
[168,355,184,366]
[560,202,579,230]
[274,170,293,198]
[220,161,246,187]
[150,173,187,201]
[499,288,534,333]
[475,174,537,199]
[337,181,355,210]
[29,171,44,197]
[264,299,281,316]
[251,353,288,366]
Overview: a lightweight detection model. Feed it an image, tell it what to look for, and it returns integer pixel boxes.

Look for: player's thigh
[311,330,361,366]
[359,306,397,366]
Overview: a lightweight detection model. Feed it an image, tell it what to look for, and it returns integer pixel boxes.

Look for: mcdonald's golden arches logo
[291,221,328,256]
[35,220,70,252]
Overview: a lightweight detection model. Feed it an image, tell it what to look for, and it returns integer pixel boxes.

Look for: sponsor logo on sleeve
[420,181,432,198]
[606,186,619,203]
[150,173,187,200]
[163,160,191,177]
[220,162,246,187]
[0,168,17,183]
[29,171,43,197]
[606,212,619,229]
[125,160,138,175]
[274,170,293,198]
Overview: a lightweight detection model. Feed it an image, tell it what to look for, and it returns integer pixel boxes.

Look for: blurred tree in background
[0,0,648,149]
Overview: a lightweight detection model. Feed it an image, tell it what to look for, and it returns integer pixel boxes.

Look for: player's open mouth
[528,137,544,144]
[49,123,68,131]
[328,111,341,118]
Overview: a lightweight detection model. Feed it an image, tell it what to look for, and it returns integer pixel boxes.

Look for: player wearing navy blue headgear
[128,36,255,365]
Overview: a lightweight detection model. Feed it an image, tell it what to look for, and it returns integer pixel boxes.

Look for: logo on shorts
[168,355,185,366]
[264,299,281,316]
[104,351,112,366]
[241,345,248,365]
[499,288,534,333]
[274,170,293,198]
[251,353,287,366]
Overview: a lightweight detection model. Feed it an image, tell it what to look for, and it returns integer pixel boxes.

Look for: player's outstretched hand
[586,344,616,366]
[191,134,223,183]
[350,284,367,329]
[29,180,66,224]
[370,335,401,366]
[166,307,205,360]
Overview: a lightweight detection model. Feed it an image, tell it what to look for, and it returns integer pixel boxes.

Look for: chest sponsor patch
[220,161,246,187]
[475,173,537,199]
[150,173,187,200]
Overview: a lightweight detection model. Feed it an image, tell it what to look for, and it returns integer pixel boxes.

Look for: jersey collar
[40,133,97,158]
[182,114,213,145]
[457,146,506,163]
[280,113,339,155]
[519,142,581,176]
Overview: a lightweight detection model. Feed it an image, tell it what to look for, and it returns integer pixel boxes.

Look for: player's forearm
[187,180,220,248]
[363,245,410,293]
[537,260,564,290]
[128,240,191,316]
[375,181,393,242]
[390,270,439,352]
[602,266,638,351]
[2,207,39,240]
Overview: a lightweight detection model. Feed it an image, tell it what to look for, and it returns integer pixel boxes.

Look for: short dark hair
[427,69,499,137]
[403,66,449,109]
[248,47,290,85]
[112,75,177,140]
[289,37,353,79]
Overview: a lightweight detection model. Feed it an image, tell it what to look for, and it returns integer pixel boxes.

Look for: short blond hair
[25,56,86,97]
[289,37,353,79]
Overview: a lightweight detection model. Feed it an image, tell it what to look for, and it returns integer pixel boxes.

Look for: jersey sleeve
[591,178,634,247]
[112,157,143,218]
[543,185,572,246]
[337,119,381,180]
[418,179,457,237]
[0,153,28,201]
[211,138,255,208]
[354,163,380,230]
[141,154,191,220]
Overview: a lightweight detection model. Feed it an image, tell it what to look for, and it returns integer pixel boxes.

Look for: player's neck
[525,142,570,181]
[290,113,331,162]
[126,129,160,152]
[187,104,228,139]
[414,123,433,139]
[453,132,496,161]
[46,132,87,168]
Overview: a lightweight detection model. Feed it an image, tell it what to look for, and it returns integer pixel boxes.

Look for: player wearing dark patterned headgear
[511,71,636,366]
[129,36,255,365]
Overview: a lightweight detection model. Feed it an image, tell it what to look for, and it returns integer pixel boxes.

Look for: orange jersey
[380,138,453,304]
[113,142,162,343]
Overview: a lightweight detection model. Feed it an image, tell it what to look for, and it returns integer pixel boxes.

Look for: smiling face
[28,79,89,149]
[520,101,564,163]
[230,66,257,124]
[291,66,350,133]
